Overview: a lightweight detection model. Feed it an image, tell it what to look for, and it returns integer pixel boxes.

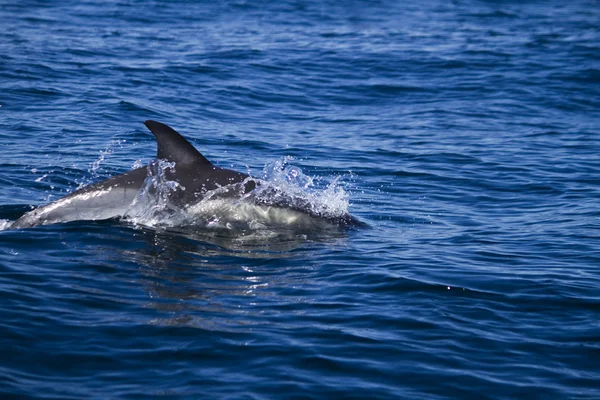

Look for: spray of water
[89,140,126,175]
[122,157,354,232]
[124,159,187,227]
[250,157,351,220]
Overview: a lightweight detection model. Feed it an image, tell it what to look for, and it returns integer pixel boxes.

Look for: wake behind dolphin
[10,121,360,230]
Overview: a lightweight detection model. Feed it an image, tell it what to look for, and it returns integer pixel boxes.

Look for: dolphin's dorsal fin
[144,120,212,165]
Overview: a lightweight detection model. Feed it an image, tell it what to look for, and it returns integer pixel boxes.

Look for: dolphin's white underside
[13,187,138,228]
[13,185,335,230]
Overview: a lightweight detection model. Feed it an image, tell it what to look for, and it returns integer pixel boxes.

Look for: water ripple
[1,0,599,398]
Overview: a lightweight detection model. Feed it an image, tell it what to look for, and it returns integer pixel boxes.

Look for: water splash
[81,139,127,189]
[124,160,187,227]
[251,157,351,220]
[121,157,355,232]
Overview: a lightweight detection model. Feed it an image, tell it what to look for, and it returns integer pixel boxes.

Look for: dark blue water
[1,0,599,398]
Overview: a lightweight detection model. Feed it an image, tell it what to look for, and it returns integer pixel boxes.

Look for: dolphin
[12,121,256,229]
[12,121,360,229]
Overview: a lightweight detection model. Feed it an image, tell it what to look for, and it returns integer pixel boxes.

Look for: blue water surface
[1,1,599,399]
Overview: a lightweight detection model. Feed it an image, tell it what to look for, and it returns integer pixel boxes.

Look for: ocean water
[1,0,599,398]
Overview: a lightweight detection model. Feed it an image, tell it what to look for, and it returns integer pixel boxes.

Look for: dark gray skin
[143,120,256,204]
[12,121,255,228]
